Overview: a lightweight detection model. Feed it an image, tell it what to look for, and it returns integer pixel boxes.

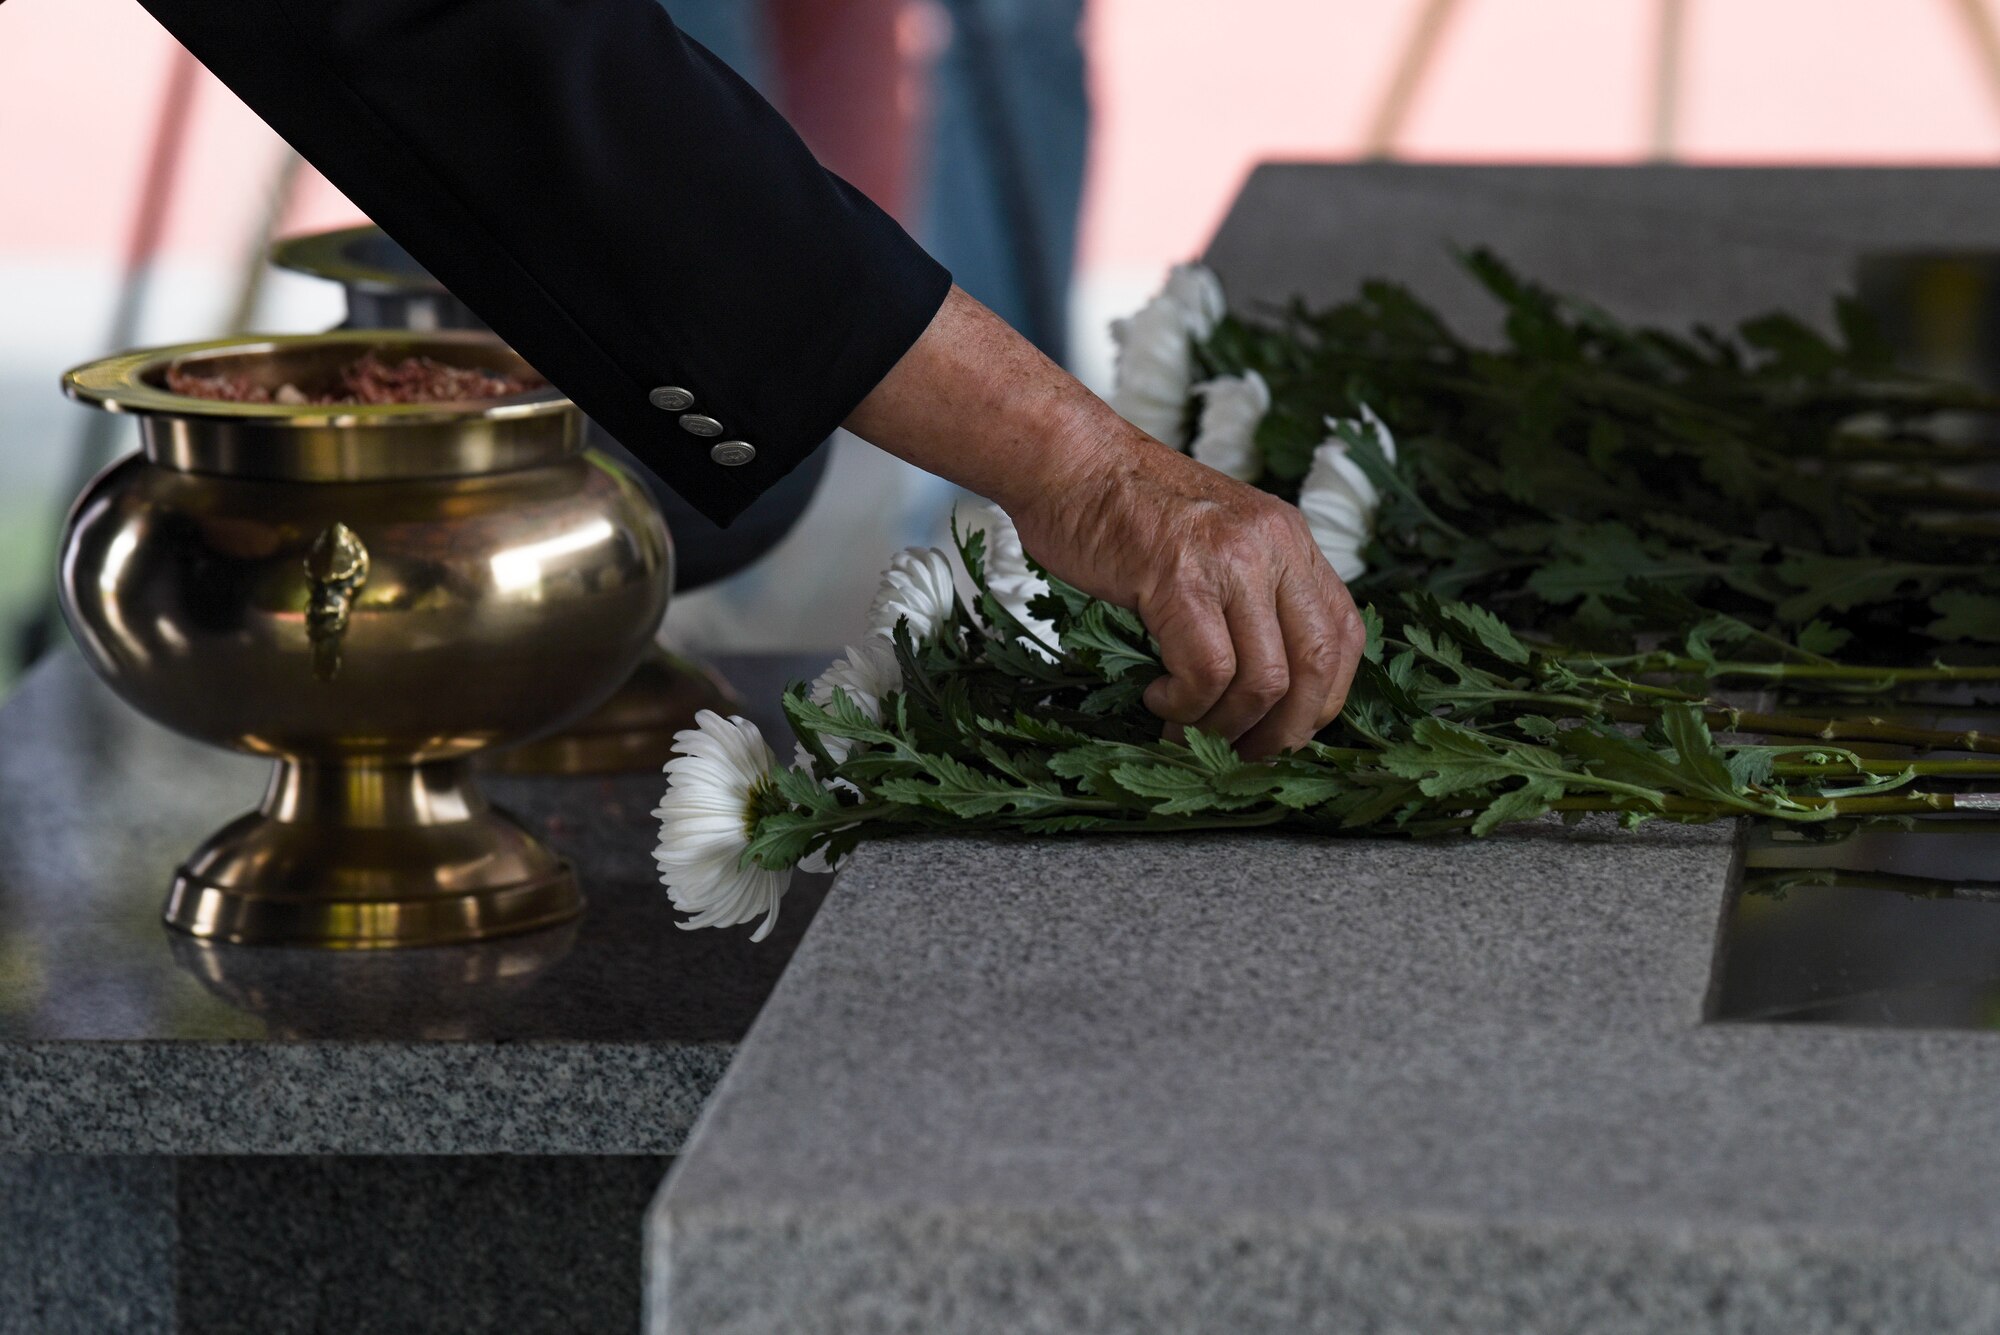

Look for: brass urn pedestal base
[490,645,741,776]
[164,760,583,949]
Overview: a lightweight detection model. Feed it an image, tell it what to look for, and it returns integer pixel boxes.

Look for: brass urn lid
[269,224,448,297]
[63,331,580,483]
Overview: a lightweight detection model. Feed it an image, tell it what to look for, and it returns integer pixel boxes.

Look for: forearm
[843,285,1141,519]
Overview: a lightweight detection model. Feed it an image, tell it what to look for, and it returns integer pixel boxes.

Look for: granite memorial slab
[1202,163,2000,341]
[651,826,2000,1333]
[0,651,827,1157]
[0,1153,671,1335]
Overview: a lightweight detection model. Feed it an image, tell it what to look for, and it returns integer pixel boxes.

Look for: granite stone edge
[0,1040,734,1154]
[647,1199,2000,1335]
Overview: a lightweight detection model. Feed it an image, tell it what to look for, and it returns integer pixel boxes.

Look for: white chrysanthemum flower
[1298,405,1399,583]
[866,546,957,644]
[1108,262,1226,447]
[954,502,1059,656]
[794,637,902,769]
[1188,370,1270,482]
[653,710,793,941]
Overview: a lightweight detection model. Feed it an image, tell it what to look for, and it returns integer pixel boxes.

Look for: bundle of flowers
[655,258,2000,939]
[1140,251,2000,660]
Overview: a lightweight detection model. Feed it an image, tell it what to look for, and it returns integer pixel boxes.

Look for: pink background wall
[12,0,2000,277]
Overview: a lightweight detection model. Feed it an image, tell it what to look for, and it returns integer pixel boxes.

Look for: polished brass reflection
[57,332,673,948]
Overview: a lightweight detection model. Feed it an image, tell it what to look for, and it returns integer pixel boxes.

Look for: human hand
[1005,421,1363,758]
[845,285,1363,757]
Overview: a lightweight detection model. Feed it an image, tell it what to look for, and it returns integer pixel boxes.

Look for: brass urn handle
[305,523,370,681]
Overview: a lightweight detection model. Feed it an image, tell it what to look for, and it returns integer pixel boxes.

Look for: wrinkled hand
[1010,423,1364,758]
[844,284,1364,757]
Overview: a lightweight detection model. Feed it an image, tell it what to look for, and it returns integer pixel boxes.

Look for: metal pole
[1362,0,1462,159]
[1952,0,2000,129]
[224,148,306,335]
[1650,0,1688,161]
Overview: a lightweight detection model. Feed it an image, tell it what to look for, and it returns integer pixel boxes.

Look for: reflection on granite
[1715,819,2000,1028]
[0,652,827,1153]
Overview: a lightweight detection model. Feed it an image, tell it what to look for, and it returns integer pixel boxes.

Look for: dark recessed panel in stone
[1712,819,2000,1029]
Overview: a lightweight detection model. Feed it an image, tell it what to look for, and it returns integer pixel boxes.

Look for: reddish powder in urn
[166,352,546,405]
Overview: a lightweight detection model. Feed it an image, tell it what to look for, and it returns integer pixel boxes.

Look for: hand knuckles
[1236,662,1290,706]
[1295,634,1342,680]
[1186,649,1235,691]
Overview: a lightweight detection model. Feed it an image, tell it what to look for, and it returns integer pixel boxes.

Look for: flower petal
[1108,263,1227,448]
[1189,370,1270,483]
[866,547,958,644]
[953,502,1059,658]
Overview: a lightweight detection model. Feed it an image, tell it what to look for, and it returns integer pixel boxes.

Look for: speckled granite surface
[0,1157,173,1335]
[0,652,827,1154]
[0,1154,672,1333]
[651,826,2000,1333]
[1202,163,2000,342]
[177,1155,673,1334]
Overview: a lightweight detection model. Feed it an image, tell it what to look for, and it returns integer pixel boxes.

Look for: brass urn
[270,223,840,777]
[57,331,672,948]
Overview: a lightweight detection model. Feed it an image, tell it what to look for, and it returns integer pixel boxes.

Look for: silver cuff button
[679,414,724,438]
[710,441,756,467]
[649,386,695,412]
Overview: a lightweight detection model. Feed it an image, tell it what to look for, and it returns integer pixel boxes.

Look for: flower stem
[1596,700,2000,755]
[1551,790,1968,817]
[1767,757,2000,779]
[1607,657,2000,686]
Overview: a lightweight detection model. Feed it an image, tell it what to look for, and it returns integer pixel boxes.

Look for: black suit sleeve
[132,0,952,525]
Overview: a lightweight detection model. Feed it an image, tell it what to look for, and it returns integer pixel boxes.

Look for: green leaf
[1061,602,1160,680]
[1381,718,1574,798]
[1436,599,1532,665]
[768,764,843,814]
[1656,703,1737,794]
[1359,603,1386,661]
[1771,556,1925,623]
[1527,525,1685,604]
[1183,728,1239,774]
[1109,762,1257,815]
[1324,778,1425,829]
[1924,591,2000,643]
[1212,759,1356,810]
[875,753,1073,818]
[1724,748,1779,788]
[1553,707,1749,811]
[1793,619,1854,657]
[1472,778,1561,835]
[1078,679,1150,716]
[743,812,828,871]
